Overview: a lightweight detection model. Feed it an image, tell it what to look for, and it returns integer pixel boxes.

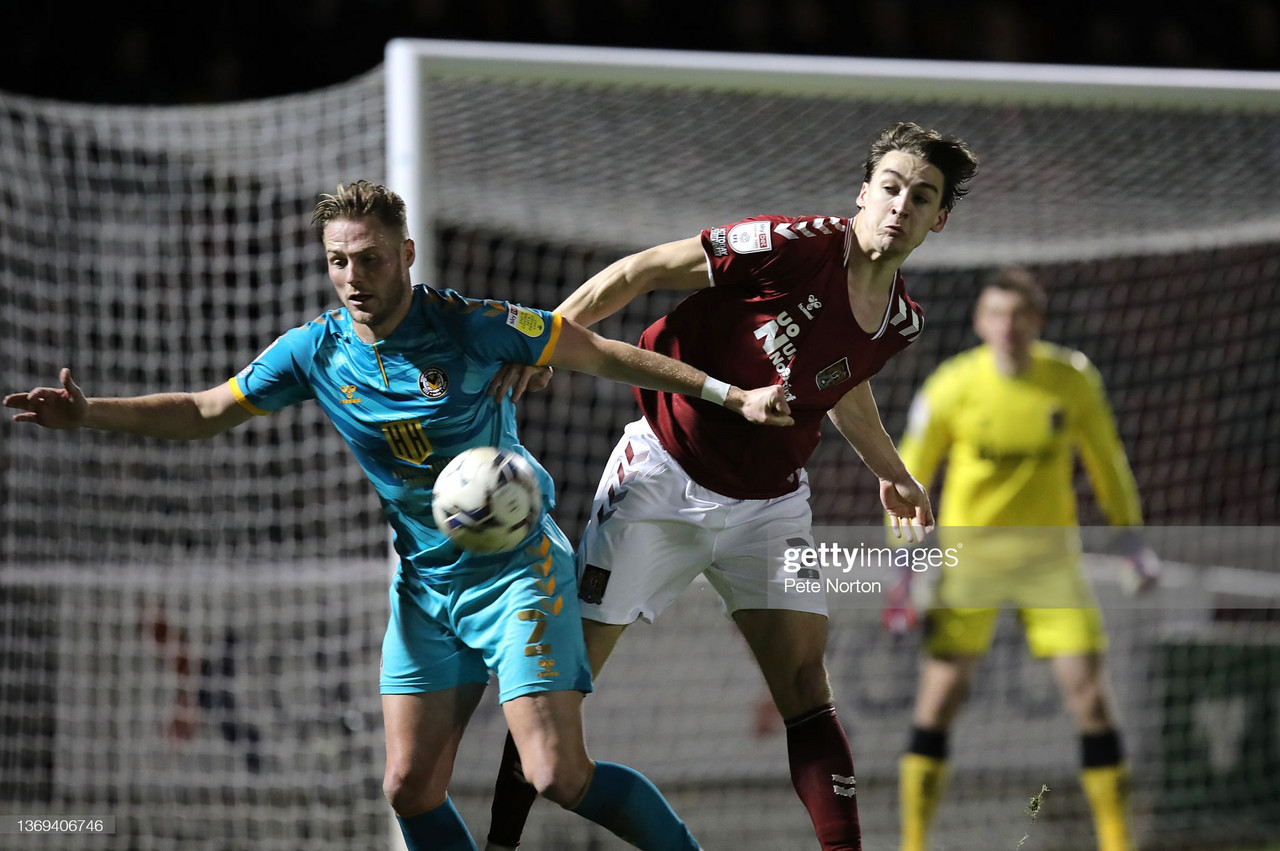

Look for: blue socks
[397,797,477,851]
[571,761,699,850]
[396,764,699,851]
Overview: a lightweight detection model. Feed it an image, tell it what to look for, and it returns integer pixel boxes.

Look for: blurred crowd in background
[6,0,1279,105]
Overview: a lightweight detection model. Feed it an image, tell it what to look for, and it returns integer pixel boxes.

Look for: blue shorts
[380,518,594,702]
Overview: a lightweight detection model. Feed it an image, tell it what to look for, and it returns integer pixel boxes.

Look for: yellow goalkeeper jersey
[899,341,1142,529]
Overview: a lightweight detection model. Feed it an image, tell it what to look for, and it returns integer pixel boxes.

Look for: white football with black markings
[431,446,542,553]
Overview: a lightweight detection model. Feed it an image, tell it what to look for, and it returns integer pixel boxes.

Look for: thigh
[706,473,825,616]
[1021,607,1107,658]
[576,422,715,625]
[1017,559,1107,657]
[380,568,490,695]
[501,689,592,802]
[455,519,594,703]
[382,684,487,807]
[924,607,1001,657]
[733,608,833,717]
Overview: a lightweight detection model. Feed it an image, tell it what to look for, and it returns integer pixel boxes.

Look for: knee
[913,658,976,729]
[522,756,592,807]
[1065,679,1113,730]
[797,657,833,704]
[383,761,434,816]
[774,657,833,718]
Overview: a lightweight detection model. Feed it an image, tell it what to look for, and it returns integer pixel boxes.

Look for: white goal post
[385,39,1280,270]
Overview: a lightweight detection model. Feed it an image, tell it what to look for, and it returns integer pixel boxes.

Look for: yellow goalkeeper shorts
[923,554,1107,658]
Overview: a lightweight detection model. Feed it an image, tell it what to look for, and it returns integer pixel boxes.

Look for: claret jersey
[229,284,562,579]
[637,214,924,500]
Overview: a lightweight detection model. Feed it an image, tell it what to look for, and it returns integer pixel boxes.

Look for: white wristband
[699,376,731,406]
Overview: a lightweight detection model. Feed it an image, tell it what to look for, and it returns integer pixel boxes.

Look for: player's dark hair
[984,266,1048,316]
[312,180,409,240]
[862,122,979,211]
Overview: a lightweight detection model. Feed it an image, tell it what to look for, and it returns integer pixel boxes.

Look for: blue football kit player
[4,181,793,851]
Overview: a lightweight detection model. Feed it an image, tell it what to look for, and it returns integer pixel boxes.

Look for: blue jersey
[229,285,562,580]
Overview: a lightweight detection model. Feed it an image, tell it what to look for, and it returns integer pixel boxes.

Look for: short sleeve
[702,217,792,291]
[228,325,316,415]
[701,215,847,294]
[442,295,562,367]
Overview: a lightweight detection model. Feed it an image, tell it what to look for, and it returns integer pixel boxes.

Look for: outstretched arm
[556,236,710,326]
[488,237,710,402]
[545,319,793,427]
[828,380,934,540]
[5,367,253,439]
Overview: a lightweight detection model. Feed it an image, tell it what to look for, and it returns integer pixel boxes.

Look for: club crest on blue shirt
[419,367,449,399]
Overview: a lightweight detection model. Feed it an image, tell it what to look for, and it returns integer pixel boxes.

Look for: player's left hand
[735,385,794,427]
[1113,529,1161,595]
[488,363,553,403]
[882,476,934,543]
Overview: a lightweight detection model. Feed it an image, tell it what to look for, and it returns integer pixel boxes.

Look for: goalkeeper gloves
[1112,529,1161,596]
[881,566,919,635]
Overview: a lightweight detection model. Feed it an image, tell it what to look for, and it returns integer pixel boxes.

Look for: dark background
[6,1,1279,105]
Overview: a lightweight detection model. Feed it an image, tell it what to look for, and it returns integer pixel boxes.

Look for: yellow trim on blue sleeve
[534,313,563,367]
[228,377,271,417]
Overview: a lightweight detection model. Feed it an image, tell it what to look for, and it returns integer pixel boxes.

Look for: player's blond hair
[862,122,979,211]
[311,180,409,241]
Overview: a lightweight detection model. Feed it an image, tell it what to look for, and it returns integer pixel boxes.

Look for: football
[431,446,542,553]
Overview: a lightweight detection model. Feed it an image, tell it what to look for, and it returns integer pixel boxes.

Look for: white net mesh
[0,73,393,851]
[0,72,388,565]
[2,42,1280,850]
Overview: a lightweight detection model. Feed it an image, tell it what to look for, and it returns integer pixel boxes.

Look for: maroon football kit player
[553,214,922,851]
[636,214,923,500]
[486,123,977,851]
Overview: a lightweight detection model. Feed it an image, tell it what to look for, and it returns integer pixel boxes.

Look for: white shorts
[575,419,825,624]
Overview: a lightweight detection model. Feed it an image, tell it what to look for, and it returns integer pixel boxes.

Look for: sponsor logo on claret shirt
[728,221,772,254]
[709,227,728,257]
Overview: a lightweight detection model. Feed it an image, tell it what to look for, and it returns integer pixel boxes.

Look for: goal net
[0,75,394,850]
[2,39,1278,850]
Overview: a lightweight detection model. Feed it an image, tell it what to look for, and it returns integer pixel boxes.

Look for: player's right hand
[3,367,88,429]
[487,363,553,403]
[881,568,919,636]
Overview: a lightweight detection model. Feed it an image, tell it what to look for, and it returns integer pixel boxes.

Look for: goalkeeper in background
[889,268,1156,851]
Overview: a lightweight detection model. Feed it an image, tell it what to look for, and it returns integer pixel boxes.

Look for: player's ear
[930,208,949,233]
[856,182,868,209]
[402,237,416,268]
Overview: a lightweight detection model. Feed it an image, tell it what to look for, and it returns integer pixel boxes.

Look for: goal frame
[385,38,1280,274]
